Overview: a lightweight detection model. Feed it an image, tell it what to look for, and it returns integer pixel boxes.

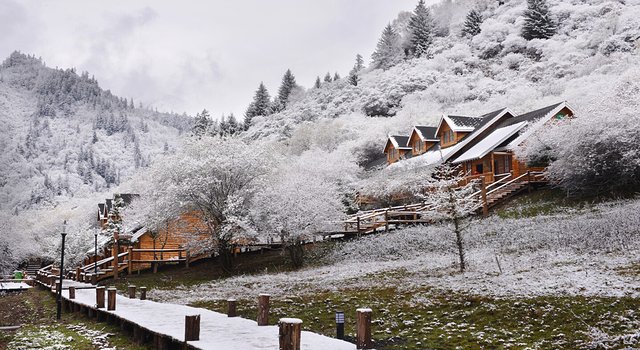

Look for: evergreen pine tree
[226,113,240,135]
[355,54,365,71]
[522,0,556,40]
[371,24,404,70]
[244,82,272,129]
[324,72,332,83]
[192,109,211,138]
[462,9,483,38]
[314,76,322,89]
[348,68,359,86]
[406,0,434,58]
[333,72,341,81]
[92,130,98,144]
[277,69,297,107]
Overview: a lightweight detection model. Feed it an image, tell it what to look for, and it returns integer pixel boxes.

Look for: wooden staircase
[343,171,545,236]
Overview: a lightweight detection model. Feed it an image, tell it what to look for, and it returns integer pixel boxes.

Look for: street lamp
[56,220,67,320]
[94,229,98,276]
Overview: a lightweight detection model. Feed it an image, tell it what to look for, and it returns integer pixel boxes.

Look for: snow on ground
[152,199,640,304]
[0,282,32,291]
[64,288,355,350]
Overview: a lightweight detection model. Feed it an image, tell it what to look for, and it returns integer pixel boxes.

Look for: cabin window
[475,163,483,174]
[389,148,397,160]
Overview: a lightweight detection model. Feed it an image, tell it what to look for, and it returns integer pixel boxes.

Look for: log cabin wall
[132,211,210,269]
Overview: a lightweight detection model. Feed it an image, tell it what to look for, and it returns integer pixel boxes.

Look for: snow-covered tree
[128,137,272,273]
[521,0,556,40]
[422,163,478,273]
[324,72,332,83]
[405,0,435,58]
[333,72,341,81]
[277,69,298,107]
[348,68,359,86]
[252,150,348,268]
[314,76,322,89]
[192,109,212,138]
[244,82,272,129]
[462,9,483,38]
[371,24,404,70]
[355,54,365,72]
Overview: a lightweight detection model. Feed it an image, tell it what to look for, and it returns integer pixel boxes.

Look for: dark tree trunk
[286,241,304,269]
[218,244,234,274]
[454,216,465,273]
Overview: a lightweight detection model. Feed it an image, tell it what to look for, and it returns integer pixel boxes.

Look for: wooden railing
[344,170,548,236]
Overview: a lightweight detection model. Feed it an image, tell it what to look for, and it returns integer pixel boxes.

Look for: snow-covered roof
[130,226,148,243]
[442,107,513,162]
[413,126,439,141]
[384,135,411,152]
[498,101,572,150]
[453,122,528,164]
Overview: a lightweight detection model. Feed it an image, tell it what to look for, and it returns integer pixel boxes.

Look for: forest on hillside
[1,0,640,274]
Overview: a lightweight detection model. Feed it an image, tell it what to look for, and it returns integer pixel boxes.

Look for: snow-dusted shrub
[502,53,526,70]
[518,69,640,195]
[599,35,634,56]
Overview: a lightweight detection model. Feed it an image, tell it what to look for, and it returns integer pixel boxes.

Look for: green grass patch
[191,286,640,350]
[496,188,597,219]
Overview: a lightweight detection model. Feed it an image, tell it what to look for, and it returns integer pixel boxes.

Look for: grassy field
[189,283,640,350]
[0,288,152,350]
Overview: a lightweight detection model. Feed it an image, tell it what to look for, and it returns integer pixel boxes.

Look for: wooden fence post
[128,285,136,299]
[384,211,389,232]
[279,318,302,350]
[527,171,532,193]
[356,308,373,349]
[185,250,190,269]
[184,315,200,341]
[481,176,489,217]
[112,244,119,280]
[139,287,147,300]
[356,217,361,237]
[227,299,237,317]
[96,287,105,308]
[257,294,270,326]
[55,281,61,294]
[69,286,76,299]
[128,246,133,275]
[107,288,116,311]
[91,273,97,285]
[76,268,81,281]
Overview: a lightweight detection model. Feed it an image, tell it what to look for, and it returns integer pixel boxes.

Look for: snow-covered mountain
[0,52,193,212]
[246,0,640,165]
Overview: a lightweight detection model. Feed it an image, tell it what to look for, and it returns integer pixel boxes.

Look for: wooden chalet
[79,194,211,282]
[383,135,412,164]
[383,102,575,185]
[408,126,439,156]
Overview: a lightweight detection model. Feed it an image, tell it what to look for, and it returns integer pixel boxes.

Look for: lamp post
[56,220,67,320]
[94,230,98,276]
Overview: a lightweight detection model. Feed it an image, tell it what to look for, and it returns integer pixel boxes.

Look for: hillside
[246,0,640,167]
[0,52,193,212]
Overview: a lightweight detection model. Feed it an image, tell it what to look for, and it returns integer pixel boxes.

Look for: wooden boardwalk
[35,278,355,349]
[343,171,546,236]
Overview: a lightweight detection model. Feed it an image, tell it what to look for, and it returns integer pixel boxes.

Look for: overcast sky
[0,0,431,117]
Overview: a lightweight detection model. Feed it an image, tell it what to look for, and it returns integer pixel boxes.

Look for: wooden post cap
[257,294,270,326]
[279,318,302,350]
[356,308,373,349]
[227,299,237,317]
[128,285,136,299]
[184,314,201,341]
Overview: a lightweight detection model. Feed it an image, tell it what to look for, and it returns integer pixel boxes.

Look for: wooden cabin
[378,102,574,186]
[435,115,483,148]
[449,102,574,184]
[383,135,412,164]
[408,126,439,156]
